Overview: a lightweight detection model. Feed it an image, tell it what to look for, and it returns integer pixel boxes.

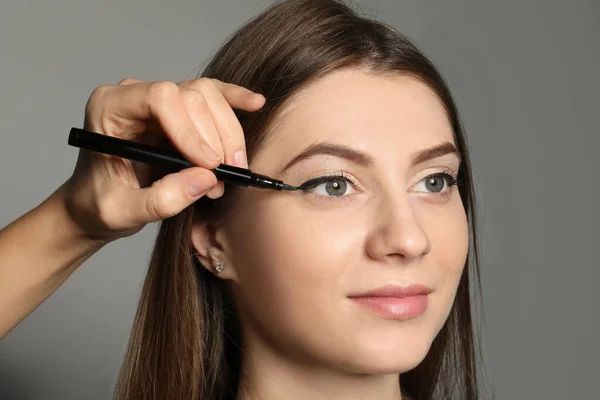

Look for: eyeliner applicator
[68,128,302,191]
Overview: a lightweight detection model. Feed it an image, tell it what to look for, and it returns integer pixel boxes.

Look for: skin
[192,68,469,400]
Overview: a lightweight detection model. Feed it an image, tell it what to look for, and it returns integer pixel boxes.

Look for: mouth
[348,284,432,320]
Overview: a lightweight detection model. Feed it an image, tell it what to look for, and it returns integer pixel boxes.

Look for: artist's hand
[63,77,265,241]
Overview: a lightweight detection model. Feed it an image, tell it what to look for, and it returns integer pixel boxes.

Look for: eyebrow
[280,140,461,172]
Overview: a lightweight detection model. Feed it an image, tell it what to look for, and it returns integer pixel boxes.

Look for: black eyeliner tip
[281,183,302,191]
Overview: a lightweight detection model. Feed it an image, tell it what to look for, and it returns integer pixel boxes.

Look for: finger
[90,81,221,169]
[186,79,250,169]
[117,78,143,86]
[181,78,265,111]
[180,86,227,199]
[180,88,224,162]
[213,79,266,111]
[120,167,217,225]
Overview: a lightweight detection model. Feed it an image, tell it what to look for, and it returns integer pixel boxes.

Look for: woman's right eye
[309,177,357,197]
[299,171,359,200]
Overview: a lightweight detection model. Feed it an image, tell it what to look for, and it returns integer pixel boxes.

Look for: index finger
[92,81,221,169]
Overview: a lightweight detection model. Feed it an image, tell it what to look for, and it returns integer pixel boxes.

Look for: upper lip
[349,284,433,298]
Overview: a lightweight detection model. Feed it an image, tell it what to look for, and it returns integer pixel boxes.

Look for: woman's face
[204,69,468,374]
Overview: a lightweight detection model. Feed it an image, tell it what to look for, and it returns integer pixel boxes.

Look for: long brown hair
[114,1,483,399]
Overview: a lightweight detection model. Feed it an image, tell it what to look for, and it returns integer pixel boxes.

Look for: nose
[365,196,431,263]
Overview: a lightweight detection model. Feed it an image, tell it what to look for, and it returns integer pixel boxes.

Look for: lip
[351,284,433,298]
[348,284,432,320]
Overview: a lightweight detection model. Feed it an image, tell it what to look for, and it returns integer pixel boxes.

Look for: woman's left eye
[412,172,458,195]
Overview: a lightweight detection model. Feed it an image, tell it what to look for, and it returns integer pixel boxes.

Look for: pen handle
[67,128,254,186]
[68,127,194,171]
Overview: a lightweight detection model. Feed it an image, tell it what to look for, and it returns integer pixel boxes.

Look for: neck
[236,331,404,400]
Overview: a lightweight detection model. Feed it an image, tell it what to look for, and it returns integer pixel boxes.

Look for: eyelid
[409,169,459,199]
[299,170,360,191]
[300,170,361,202]
[411,166,458,184]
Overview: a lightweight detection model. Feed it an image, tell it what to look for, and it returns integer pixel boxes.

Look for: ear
[190,213,239,281]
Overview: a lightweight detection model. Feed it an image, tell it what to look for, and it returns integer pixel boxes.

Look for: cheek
[226,194,362,342]
[420,196,469,330]
[433,199,469,276]
[417,193,469,272]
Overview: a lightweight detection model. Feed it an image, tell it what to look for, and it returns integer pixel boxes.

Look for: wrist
[47,181,110,251]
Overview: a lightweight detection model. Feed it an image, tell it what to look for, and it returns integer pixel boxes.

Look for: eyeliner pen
[68,128,301,191]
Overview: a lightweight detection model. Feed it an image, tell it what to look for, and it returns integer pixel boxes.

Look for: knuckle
[148,80,179,104]
[89,84,112,103]
[176,79,192,90]
[84,85,114,128]
[117,77,140,85]
[147,185,175,220]
[181,88,207,108]
[195,77,217,92]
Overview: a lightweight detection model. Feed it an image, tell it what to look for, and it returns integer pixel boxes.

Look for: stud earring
[214,261,225,273]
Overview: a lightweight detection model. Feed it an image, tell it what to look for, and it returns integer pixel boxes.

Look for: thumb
[123,167,217,224]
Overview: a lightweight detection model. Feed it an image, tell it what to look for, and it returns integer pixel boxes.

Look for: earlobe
[190,215,238,280]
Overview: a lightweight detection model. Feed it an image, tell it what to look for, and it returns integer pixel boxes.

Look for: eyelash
[413,168,460,201]
[301,170,359,203]
[302,169,460,202]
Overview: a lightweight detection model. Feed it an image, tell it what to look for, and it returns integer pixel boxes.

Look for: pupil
[425,177,444,193]
[325,180,347,196]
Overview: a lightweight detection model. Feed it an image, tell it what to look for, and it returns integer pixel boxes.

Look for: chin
[335,326,436,375]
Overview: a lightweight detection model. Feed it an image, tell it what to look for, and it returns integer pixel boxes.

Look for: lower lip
[350,295,429,320]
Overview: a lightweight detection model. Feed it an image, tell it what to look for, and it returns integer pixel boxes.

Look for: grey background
[0,0,598,398]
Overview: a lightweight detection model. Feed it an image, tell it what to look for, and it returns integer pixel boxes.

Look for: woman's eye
[412,173,457,194]
[308,177,357,197]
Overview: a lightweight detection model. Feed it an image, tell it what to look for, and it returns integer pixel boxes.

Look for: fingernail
[201,143,220,162]
[233,150,248,169]
[187,173,213,197]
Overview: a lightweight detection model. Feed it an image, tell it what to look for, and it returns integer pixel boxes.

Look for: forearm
[0,182,106,338]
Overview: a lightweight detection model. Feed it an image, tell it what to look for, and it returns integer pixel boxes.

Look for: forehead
[253,68,455,168]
